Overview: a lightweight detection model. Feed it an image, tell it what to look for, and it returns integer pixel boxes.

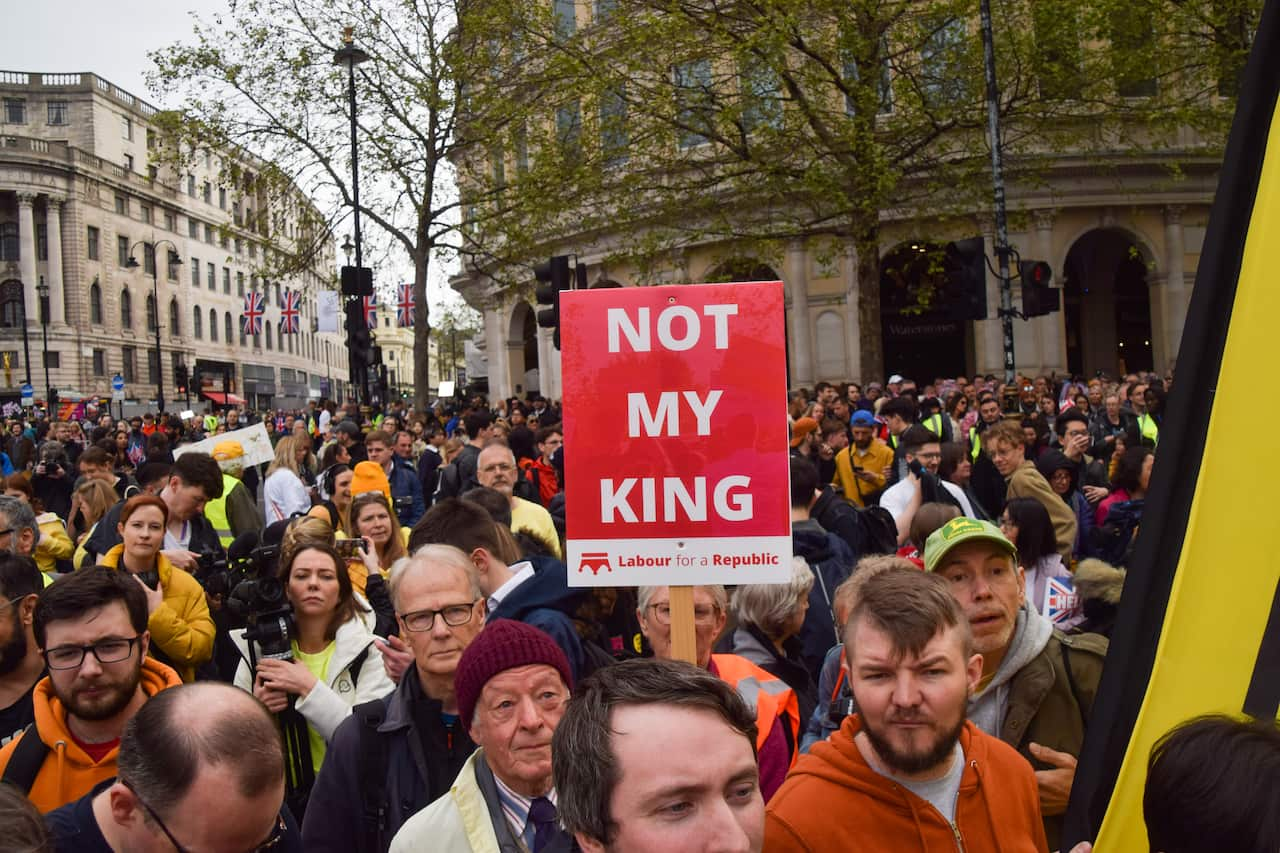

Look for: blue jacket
[801,644,855,753]
[489,556,589,682]
[302,668,474,853]
[792,519,856,683]
[387,458,425,526]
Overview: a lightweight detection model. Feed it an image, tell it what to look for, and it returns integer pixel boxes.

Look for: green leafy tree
[150,0,513,410]
[455,0,1258,381]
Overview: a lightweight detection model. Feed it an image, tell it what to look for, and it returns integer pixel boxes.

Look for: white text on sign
[607,304,739,352]
[627,390,723,437]
[600,476,753,523]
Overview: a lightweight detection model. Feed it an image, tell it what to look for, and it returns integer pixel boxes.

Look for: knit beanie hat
[454,620,573,733]
[349,460,391,501]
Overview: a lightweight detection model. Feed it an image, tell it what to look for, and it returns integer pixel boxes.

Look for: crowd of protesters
[0,370,1270,853]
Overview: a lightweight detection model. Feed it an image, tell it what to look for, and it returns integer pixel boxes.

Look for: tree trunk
[412,253,432,412]
[855,224,884,383]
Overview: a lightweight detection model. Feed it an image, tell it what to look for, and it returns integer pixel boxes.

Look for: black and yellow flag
[1064,3,1280,847]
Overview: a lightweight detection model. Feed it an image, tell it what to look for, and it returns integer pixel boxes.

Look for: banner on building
[317,291,340,333]
[560,281,791,587]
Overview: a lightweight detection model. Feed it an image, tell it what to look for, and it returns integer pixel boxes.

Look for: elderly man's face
[470,663,568,797]
[477,446,517,498]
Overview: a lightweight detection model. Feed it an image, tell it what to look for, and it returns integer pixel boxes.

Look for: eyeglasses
[122,778,286,852]
[646,603,721,626]
[44,636,141,670]
[914,451,942,461]
[399,601,479,632]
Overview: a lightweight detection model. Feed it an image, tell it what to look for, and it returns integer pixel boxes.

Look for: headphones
[319,463,350,500]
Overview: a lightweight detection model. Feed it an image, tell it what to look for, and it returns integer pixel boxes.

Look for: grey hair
[0,496,39,550]
[730,557,814,638]
[552,659,758,846]
[390,543,482,612]
[637,584,727,614]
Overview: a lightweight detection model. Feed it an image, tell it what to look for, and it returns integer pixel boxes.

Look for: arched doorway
[507,301,540,396]
[879,243,968,382]
[703,259,779,283]
[1062,229,1155,376]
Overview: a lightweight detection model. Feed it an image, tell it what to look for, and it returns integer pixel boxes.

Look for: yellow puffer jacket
[35,512,73,576]
[97,544,215,682]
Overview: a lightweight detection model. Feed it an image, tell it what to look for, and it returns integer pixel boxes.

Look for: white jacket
[390,750,502,853]
[263,468,310,524]
[231,616,395,741]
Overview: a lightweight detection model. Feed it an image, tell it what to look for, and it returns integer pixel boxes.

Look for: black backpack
[0,725,49,793]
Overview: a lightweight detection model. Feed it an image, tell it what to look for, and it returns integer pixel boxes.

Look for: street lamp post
[334,29,371,407]
[126,239,182,414]
[35,277,50,411]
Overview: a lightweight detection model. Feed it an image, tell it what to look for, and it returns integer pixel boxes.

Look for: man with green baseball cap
[923,516,1108,851]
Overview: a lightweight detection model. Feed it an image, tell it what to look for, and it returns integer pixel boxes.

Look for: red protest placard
[560,281,791,587]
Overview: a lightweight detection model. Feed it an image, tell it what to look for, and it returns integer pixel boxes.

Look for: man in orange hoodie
[0,567,181,812]
[765,567,1048,852]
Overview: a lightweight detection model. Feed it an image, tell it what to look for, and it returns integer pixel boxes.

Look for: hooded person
[1036,449,1093,560]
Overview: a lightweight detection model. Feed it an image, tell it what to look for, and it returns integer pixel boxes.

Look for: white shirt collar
[487,561,535,613]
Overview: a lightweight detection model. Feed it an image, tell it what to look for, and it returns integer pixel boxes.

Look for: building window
[148,164,158,181]
[222,268,230,293]
[207,262,215,290]
[89,283,102,324]
[240,326,246,347]
[47,100,69,126]
[140,204,152,224]
[169,298,180,335]
[115,195,127,215]
[147,349,159,384]
[266,322,274,351]
[674,59,715,148]
[121,289,133,329]
[599,88,629,167]
[3,99,26,124]
[164,210,176,232]
[0,281,22,327]
[121,114,133,140]
[248,242,257,259]
[1111,6,1158,97]
[218,187,227,209]
[202,182,212,204]
[188,218,199,239]
[0,224,18,261]
[122,347,136,383]
[45,351,60,369]
[143,243,156,275]
[124,154,134,172]
[188,175,196,196]
[166,250,177,281]
[92,349,106,376]
[36,225,47,261]
[740,60,783,132]
[193,306,203,339]
[237,272,245,296]
[87,226,100,261]
[117,236,130,267]
[235,237,242,255]
[920,17,970,108]
[555,100,582,161]
[210,308,219,342]
[204,224,213,244]
[224,313,232,343]
[190,257,199,287]
[146,294,157,332]
[554,0,576,37]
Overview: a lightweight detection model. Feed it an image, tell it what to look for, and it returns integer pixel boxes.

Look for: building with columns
[0,70,350,412]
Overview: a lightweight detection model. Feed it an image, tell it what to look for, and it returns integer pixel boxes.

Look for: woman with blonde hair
[728,557,818,724]
[70,478,122,567]
[264,434,311,523]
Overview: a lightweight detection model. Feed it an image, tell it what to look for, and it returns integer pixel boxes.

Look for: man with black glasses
[45,682,304,852]
[303,544,486,853]
[0,568,181,812]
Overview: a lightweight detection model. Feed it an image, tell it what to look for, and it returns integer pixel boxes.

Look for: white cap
[888,374,905,384]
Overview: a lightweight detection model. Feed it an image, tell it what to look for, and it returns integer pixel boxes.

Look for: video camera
[196,521,295,661]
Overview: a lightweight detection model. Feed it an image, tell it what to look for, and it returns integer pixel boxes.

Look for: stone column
[1032,210,1064,374]
[842,238,863,383]
[16,193,38,326]
[483,302,510,400]
[976,217,1004,375]
[1160,205,1188,370]
[785,239,814,386]
[45,196,65,327]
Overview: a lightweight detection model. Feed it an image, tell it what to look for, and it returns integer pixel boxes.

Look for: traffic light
[175,364,189,395]
[534,255,571,349]
[944,237,988,321]
[1019,260,1059,317]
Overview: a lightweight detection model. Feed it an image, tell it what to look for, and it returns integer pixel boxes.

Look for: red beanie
[454,620,573,733]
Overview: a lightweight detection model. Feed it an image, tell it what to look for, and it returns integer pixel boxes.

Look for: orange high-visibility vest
[711,653,801,767]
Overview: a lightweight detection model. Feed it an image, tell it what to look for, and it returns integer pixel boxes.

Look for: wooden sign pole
[669,585,699,665]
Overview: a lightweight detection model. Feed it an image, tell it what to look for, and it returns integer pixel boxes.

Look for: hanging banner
[317,290,340,333]
[560,281,791,587]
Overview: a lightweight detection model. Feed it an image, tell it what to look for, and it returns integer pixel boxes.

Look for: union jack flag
[396,283,415,328]
[242,291,265,336]
[362,295,377,329]
[279,289,300,335]
[1043,575,1081,626]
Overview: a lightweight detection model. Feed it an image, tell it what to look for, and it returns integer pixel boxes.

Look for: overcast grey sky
[4,0,223,106]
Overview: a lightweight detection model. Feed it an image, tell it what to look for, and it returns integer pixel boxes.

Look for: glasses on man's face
[44,636,140,670]
[399,601,479,632]
[647,603,720,626]
[123,778,286,853]
[914,451,942,461]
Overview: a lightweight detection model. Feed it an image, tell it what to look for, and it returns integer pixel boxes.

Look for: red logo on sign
[578,552,613,575]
